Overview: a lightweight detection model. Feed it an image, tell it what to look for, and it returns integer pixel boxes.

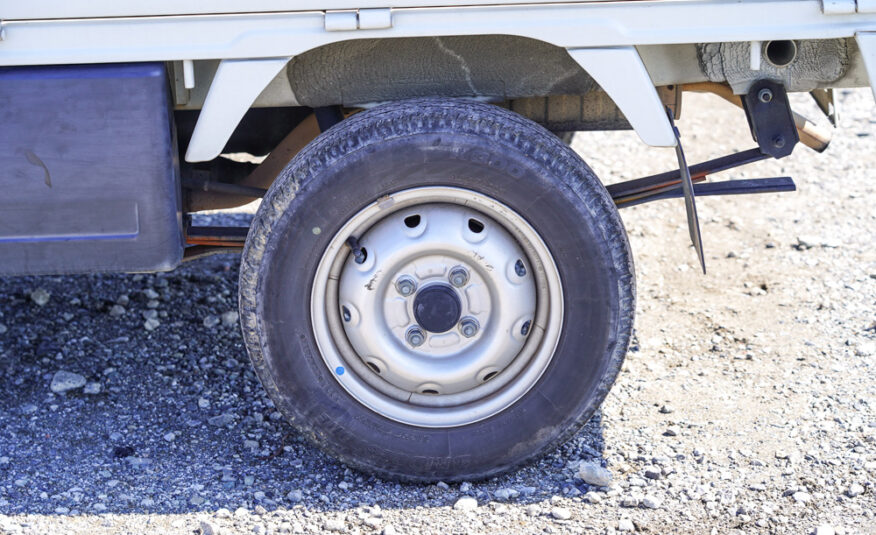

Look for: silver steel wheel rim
[311,187,563,427]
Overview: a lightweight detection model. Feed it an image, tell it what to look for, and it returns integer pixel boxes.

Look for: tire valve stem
[346,236,367,264]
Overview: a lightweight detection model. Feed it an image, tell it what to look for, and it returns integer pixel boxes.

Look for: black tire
[239,98,635,482]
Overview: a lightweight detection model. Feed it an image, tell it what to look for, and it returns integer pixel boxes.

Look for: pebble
[846,483,864,497]
[792,491,811,503]
[50,371,86,393]
[323,519,345,532]
[453,496,478,511]
[577,461,612,486]
[815,525,836,535]
[287,489,303,502]
[207,413,236,427]
[618,519,635,532]
[0,323,6,334]
[643,466,661,479]
[199,520,220,535]
[144,318,160,331]
[494,487,519,501]
[83,382,102,395]
[642,494,663,509]
[382,526,398,535]
[203,315,221,328]
[663,426,680,437]
[550,507,571,520]
[659,404,674,414]
[30,288,50,306]
[109,305,126,317]
[221,311,239,326]
[163,432,176,442]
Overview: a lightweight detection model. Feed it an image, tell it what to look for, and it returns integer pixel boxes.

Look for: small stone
[203,315,221,328]
[208,413,236,427]
[199,520,220,535]
[143,288,160,300]
[846,483,864,497]
[221,311,239,326]
[109,305,126,317]
[621,496,640,508]
[435,481,449,490]
[494,488,519,501]
[643,466,661,480]
[144,318,160,331]
[50,371,87,393]
[792,491,811,503]
[577,461,612,487]
[642,495,662,509]
[550,507,571,520]
[583,491,602,503]
[92,503,107,512]
[163,432,176,442]
[815,525,835,535]
[21,403,38,414]
[198,398,210,409]
[618,519,635,532]
[30,288,50,306]
[323,519,345,532]
[856,342,875,357]
[382,526,398,535]
[83,382,102,395]
[287,489,303,502]
[663,426,680,437]
[659,404,674,414]
[459,482,472,492]
[0,323,7,335]
[453,496,478,511]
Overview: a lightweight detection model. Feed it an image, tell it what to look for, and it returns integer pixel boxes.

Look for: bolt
[772,135,786,149]
[406,327,425,347]
[449,267,469,287]
[459,317,479,338]
[758,88,773,103]
[395,276,417,297]
[514,259,527,277]
[521,320,531,336]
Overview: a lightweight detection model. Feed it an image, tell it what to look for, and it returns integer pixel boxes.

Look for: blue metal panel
[0,62,183,275]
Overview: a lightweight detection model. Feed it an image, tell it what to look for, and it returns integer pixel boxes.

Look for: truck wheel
[239,98,635,481]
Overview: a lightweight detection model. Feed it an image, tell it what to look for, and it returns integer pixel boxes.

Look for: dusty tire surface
[239,99,635,481]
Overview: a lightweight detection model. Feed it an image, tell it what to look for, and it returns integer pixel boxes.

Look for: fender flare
[185,46,676,162]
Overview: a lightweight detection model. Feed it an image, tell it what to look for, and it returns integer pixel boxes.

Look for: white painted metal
[324,11,358,32]
[182,59,195,89]
[859,0,876,13]
[855,32,876,99]
[822,0,857,15]
[359,8,393,29]
[568,47,677,147]
[750,40,762,71]
[185,57,291,162]
[2,0,874,157]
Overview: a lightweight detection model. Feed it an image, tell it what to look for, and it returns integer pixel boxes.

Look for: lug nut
[395,276,417,297]
[459,317,479,338]
[758,88,773,103]
[449,267,469,287]
[406,326,425,347]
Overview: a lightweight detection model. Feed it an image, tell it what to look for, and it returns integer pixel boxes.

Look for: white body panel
[1,0,874,159]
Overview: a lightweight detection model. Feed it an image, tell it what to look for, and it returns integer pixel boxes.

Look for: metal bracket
[810,88,839,126]
[741,80,799,159]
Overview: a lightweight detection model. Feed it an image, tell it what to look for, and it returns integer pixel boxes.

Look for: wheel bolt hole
[354,247,368,264]
[421,389,439,395]
[521,320,531,336]
[341,306,352,322]
[366,362,381,374]
[403,214,421,228]
[514,259,527,277]
[482,371,498,382]
[467,218,485,233]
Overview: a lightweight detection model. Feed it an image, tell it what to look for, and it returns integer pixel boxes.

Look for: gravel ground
[0,90,874,535]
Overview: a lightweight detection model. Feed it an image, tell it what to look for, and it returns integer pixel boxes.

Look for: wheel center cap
[413,284,461,333]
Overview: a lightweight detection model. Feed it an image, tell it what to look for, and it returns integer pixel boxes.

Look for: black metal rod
[616,177,796,209]
[608,147,769,200]
[182,177,267,198]
[314,106,345,132]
